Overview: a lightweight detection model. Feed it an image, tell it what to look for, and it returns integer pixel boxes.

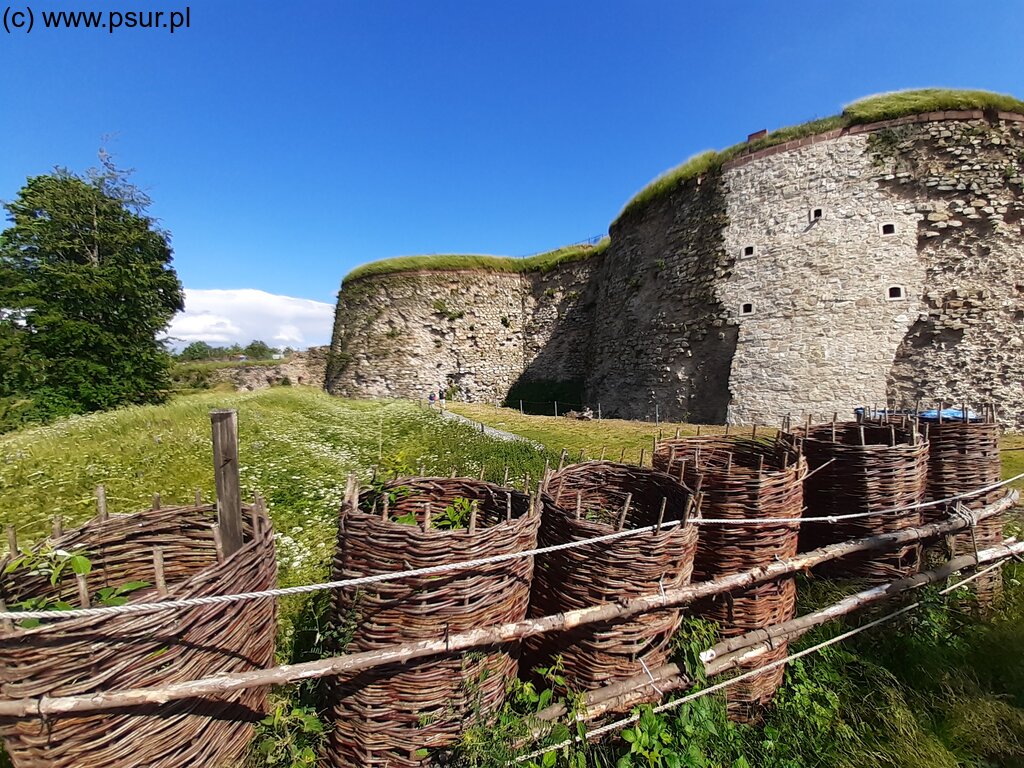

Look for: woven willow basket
[654,436,803,720]
[922,418,1004,603]
[791,422,928,581]
[323,477,541,768]
[528,461,699,697]
[0,503,277,768]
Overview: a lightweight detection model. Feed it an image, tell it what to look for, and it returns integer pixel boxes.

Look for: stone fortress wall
[327,109,1024,428]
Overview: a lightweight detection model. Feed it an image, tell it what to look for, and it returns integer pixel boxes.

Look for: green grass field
[3,390,1024,768]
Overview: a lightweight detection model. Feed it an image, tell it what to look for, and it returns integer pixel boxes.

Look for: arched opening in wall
[881,222,896,236]
[809,207,823,223]
[741,302,755,316]
[887,286,905,301]
[742,245,756,258]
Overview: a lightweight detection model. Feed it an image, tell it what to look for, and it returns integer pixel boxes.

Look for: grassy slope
[0,389,555,599]
[341,89,1024,285]
[448,403,732,465]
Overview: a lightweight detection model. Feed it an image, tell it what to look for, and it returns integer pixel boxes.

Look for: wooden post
[5,525,16,556]
[152,493,161,511]
[210,409,243,558]
[655,403,660,427]
[519,400,524,415]
[194,489,203,506]
[597,402,602,420]
[0,599,13,633]
[212,524,225,562]
[554,401,559,418]
[52,516,63,539]
[153,547,168,596]
[75,574,90,608]
[96,485,108,520]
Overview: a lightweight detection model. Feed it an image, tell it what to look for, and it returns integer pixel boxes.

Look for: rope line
[2,473,1020,622]
[514,558,1010,762]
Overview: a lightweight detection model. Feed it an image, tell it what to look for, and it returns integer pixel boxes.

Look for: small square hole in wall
[742,245,755,258]
[741,302,755,315]
[881,223,897,236]
[809,208,823,223]
[887,285,904,300]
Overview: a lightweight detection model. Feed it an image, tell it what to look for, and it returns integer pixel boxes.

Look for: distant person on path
[428,391,436,408]
[439,388,447,410]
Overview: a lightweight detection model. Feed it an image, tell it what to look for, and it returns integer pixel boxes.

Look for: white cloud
[166,289,334,350]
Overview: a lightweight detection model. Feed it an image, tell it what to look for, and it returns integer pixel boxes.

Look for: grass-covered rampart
[343,238,609,283]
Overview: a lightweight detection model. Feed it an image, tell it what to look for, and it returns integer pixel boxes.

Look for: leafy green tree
[178,341,216,361]
[243,339,277,360]
[0,152,184,426]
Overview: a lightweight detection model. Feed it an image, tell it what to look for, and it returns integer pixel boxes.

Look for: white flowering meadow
[0,387,554,652]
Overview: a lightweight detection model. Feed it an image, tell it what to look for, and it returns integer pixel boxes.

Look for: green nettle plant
[253,701,324,767]
[3,547,148,627]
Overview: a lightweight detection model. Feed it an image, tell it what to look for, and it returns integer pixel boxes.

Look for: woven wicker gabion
[527,461,699,696]
[0,504,277,768]
[921,416,1003,603]
[654,436,803,720]
[791,422,928,581]
[324,477,541,768]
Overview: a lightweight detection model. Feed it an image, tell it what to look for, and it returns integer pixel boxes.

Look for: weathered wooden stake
[597,402,602,420]
[97,485,108,520]
[152,493,161,511]
[422,503,432,531]
[554,401,559,418]
[5,525,16,555]
[575,491,583,520]
[656,498,667,532]
[52,516,63,539]
[212,524,225,562]
[210,409,243,557]
[506,492,513,521]
[75,574,90,608]
[153,547,168,596]
[468,501,478,534]
[194,489,203,506]
[639,448,646,467]
[502,466,510,486]
[617,493,633,530]
[0,599,13,633]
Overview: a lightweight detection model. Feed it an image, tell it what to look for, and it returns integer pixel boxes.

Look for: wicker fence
[528,461,700,693]
[0,503,277,768]
[654,435,804,721]
[324,477,541,768]
[0,407,1014,766]
[790,421,928,581]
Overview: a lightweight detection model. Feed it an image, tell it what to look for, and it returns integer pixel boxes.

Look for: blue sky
[1,1,1022,347]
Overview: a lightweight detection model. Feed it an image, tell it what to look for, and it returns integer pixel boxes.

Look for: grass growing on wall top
[844,87,1024,123]
[613,88,1024,225]
[343,238,609,283]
